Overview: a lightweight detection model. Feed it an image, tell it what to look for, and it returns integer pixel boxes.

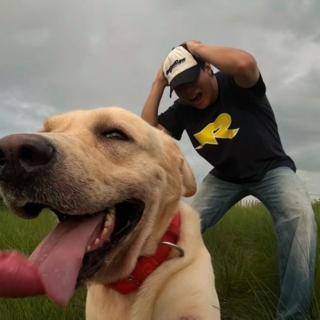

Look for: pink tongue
[0,212,105,306]
[0,251,45,297]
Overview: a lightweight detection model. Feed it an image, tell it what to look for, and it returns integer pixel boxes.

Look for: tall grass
[0,201,319,319]
[203,202,320,320]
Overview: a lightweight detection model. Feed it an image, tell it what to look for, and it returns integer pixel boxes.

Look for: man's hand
[181,40,203,58]
[155,61,168,88]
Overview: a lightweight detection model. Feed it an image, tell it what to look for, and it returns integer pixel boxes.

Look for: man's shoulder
[214,70,238,87]
[166,99,194,115]
[172,98,192,108]
[215,70,267,97]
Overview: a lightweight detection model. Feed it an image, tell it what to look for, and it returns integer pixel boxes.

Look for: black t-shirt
[158,71,296,183]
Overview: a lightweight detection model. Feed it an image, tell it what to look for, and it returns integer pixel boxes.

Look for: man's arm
[141,62,171,135]
[141,80,169,133]
[185,40,260,89]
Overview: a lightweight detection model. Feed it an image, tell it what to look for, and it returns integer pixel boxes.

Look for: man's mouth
[0,199,144,306]
[190,92,203,104]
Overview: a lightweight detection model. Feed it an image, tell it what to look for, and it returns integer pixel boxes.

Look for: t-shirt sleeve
[228,71,266,97]
[158,103,185,140]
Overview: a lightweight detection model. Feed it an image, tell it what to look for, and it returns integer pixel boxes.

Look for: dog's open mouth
[0,199,144,307]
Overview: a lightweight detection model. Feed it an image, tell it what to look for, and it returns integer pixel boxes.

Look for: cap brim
[169,65,200,97]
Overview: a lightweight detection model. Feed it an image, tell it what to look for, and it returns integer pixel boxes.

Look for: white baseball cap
[163,44,201,97]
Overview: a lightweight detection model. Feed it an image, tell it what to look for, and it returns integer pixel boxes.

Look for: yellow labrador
[0,107,220,320]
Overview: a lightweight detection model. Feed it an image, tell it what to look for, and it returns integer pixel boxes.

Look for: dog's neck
[105,212,182,295]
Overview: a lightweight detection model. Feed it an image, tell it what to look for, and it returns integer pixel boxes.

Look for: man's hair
[196,57,214,76]
[175,44,214,76]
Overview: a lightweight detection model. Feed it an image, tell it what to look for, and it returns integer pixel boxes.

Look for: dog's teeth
[104,214,114,227]
[102,227,108,236]
[86,245,91,251]
[94,238,100,245]
[108,212,115,219]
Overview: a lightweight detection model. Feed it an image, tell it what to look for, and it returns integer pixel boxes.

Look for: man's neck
[209,76,219,104]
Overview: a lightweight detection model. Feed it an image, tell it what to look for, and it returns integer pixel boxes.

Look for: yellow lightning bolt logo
[194,113,239,149]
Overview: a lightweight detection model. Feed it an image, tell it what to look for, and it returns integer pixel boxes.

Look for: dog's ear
[159,131,197,197]
[179,156,197,197]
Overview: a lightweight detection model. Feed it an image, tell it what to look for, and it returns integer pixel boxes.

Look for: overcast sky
[1,0,319,200]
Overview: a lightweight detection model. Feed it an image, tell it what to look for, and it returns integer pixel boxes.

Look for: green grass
[0,201,319,319]
[203,202,320,320]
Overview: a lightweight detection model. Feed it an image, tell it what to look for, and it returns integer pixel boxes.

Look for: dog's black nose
[0,134,54,183]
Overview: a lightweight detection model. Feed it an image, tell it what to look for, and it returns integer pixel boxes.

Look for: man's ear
[204,62,213,76]
[179,156,197,197]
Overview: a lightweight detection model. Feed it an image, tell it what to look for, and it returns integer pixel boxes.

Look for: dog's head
[0,106,196,305]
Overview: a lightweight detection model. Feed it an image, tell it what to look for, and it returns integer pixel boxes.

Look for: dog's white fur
[2,107,221,320]
[86,198,220,320]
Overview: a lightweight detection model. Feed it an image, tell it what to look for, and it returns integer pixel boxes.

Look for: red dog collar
[107,212,181,294]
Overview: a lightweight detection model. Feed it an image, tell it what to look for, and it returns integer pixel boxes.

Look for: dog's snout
[0,134,54,182]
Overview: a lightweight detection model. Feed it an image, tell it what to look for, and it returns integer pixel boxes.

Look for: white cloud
[0,0,319,198]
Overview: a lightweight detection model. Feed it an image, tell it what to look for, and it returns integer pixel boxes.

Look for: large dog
[0,107,220,320]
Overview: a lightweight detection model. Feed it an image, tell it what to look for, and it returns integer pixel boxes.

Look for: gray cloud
[0,0,319,198]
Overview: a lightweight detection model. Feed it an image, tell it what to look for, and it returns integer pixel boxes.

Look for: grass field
[0,201,319,320]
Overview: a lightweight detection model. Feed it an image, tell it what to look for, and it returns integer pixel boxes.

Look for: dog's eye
[101,130,128,140]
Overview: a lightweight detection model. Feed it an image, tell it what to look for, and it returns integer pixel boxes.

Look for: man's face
[174,64,217,110]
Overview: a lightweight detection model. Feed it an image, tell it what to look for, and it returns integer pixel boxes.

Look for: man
[141,40,317,320]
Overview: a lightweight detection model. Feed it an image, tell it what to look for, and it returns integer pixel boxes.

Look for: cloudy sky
[1,0,319,199]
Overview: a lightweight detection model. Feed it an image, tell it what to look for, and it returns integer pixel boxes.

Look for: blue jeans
[190,166,317,320]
